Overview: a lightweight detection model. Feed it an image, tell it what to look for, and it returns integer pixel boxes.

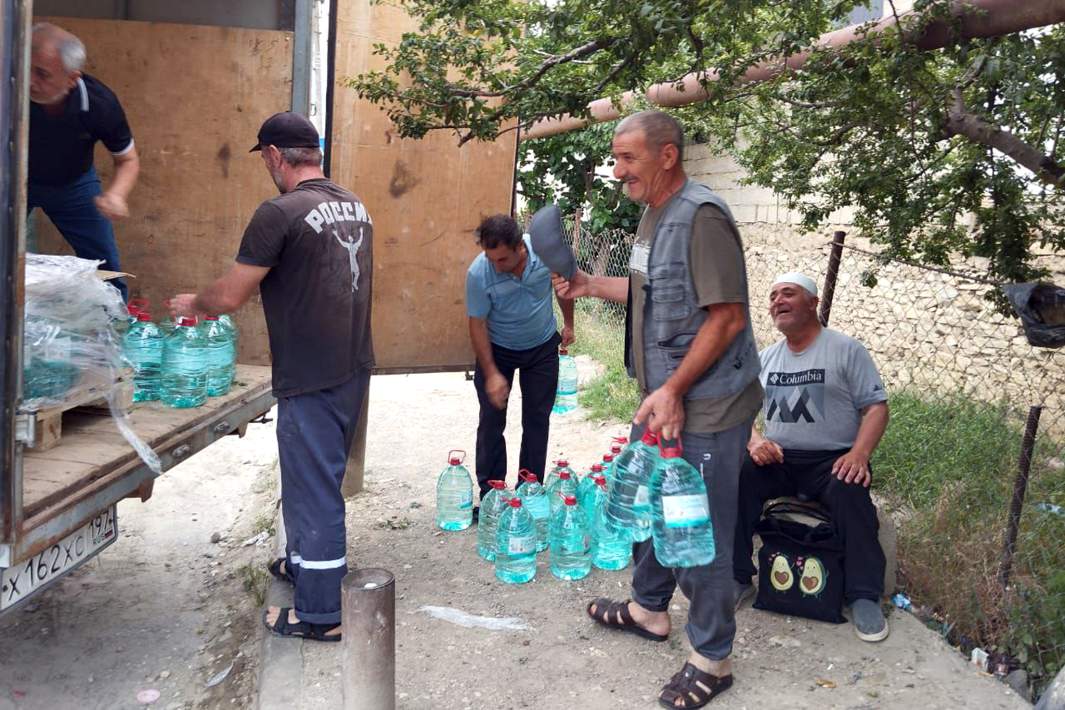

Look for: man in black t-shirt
[170,112,373,643]
[28,23,140,300]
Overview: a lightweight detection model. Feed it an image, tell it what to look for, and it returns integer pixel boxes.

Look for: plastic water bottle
[545,458,574,492]
[549,495,591,580]
[601,436,626,483]
[605,430,660,541]
[199,316,236,396]
[577,464,605,517]
[477,480,510,561]
[123,312,164,402]
[494,498,537,584]
[161,317,209,408]
[218,313,239,360]
[547,469,578,517]
[579,471,608,531]
[436,450,474,531]
[516,470,550,552]
[649,443,715,568]
[551,348,578,414]
[592,484,632,571]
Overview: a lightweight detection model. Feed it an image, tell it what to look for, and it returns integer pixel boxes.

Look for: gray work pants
[629,418,753,661]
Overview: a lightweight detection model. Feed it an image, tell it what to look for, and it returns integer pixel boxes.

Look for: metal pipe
[323,0,338,177]
[292,0,315,115]
[998,405,1042,589]
[342,567,396,710]
[819,231,846,327]
[523,0,1065,140]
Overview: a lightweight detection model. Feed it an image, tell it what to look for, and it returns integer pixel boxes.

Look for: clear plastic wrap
[22,254,161,473]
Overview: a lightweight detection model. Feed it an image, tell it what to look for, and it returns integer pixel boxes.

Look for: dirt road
[0,415,281,710]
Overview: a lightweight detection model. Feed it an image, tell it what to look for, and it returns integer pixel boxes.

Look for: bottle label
[457,491,472,509]
[662,494,710,528]
[508,536,535,555]
[634,485,650,507]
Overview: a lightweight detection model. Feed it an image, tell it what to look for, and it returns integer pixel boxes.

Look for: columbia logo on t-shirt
[765,368,826,424]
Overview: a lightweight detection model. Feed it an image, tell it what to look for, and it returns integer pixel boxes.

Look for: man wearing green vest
[553,110,761,709]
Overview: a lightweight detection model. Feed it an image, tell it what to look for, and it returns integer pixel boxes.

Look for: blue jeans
[28,167,128,301]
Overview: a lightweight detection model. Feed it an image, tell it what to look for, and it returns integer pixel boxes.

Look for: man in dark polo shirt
[170,112,373,643]
[29,23,139,300]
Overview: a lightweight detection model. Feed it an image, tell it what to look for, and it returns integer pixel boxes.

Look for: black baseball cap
[249,112,320,152]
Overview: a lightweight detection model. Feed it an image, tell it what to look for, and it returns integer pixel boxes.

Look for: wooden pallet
[21,372,134,452]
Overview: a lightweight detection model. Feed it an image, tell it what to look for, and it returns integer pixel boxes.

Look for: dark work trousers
[473,332,561,499]
[277,368,370,625]
[28,167,128,301]
[732,448,885,604]
[630,418,753,661]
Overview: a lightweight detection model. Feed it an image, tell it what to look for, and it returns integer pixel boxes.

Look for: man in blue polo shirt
[28,23,140,300]
[466,214,575,505]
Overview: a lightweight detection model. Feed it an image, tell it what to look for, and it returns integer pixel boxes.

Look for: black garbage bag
[1001,282,1065,349]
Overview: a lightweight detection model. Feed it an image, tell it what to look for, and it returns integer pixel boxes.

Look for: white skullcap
[771,272,818,298]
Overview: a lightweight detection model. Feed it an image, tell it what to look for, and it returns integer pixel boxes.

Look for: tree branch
[945,88,1065,187]
[445,37,621,99]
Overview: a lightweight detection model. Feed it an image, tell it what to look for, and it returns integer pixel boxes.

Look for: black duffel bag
[753,501,846,624]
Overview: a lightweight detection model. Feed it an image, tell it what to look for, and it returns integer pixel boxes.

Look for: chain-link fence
[544,213,1065,700]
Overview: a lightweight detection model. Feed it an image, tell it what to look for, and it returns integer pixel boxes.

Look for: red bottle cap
[177,316,197,327]
[590,463,604,473]
[518,469,538,484]
[558,470,572,480]
[448,449,466,466]
[509,498,523,508]
[602,453,615,463]
[563,495,577,506]
[204,315,219,321]
[640,430,659,446]
[660,444,683,458]
[127,304,141,316]
[136,312,152,322]
[592,474,606,485]
[559,347,568,356]
[488,480,507,490]
[556,459,569,467]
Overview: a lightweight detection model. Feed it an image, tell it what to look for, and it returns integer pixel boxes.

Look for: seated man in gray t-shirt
[733,272,891,642]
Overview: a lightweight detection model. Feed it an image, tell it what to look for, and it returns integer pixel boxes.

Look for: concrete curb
[256,490,304,710]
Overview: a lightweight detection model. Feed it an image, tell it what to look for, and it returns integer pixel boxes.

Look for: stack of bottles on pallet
[435,450,473,531]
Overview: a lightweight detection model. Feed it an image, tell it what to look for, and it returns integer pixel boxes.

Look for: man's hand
[633,385,685,441]
[832,449,872,487]
[561,324,575,347]
[748,437,784,466]
[169,294,203,319]
[94,191,129,221]
[485,372,510,410]
[552,269,592,299]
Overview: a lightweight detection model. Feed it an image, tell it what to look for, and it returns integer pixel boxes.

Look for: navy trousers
[277,369,369,625]
[28,167,128,301]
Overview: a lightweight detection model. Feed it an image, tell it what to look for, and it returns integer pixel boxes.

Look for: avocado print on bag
[753,502,846,623]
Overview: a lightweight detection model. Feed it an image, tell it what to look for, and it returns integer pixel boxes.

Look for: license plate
[1,506,117,610]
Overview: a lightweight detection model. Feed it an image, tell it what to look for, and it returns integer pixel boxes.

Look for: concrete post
[341,568,396,710]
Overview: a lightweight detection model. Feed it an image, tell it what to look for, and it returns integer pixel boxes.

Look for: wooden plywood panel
[331,1,517,371]
[34,18,294,365]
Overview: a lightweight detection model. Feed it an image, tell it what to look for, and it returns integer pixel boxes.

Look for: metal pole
[292,0,314,116]
[998,405,1042,589]
[342,568,396,710]
[818,231,846,327]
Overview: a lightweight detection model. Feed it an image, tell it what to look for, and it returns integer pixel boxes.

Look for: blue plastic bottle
[592,483,632,571]
[577,464,604,508]
[549,495,591,580]
[516,470,550,552]
[160,317,209,408]
[200,316,236,396]
[605,430,660,541]
[477,480,510,561]
[547,468,578,518]
[494,498,537,584]
[579,471,608,531]
[649,442,715,568]
[436,450,474,531]
[551,347,578,414]
[123,312,164,402]
[544,458,574,492]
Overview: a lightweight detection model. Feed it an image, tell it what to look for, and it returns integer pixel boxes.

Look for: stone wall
[685,146,1065,432]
